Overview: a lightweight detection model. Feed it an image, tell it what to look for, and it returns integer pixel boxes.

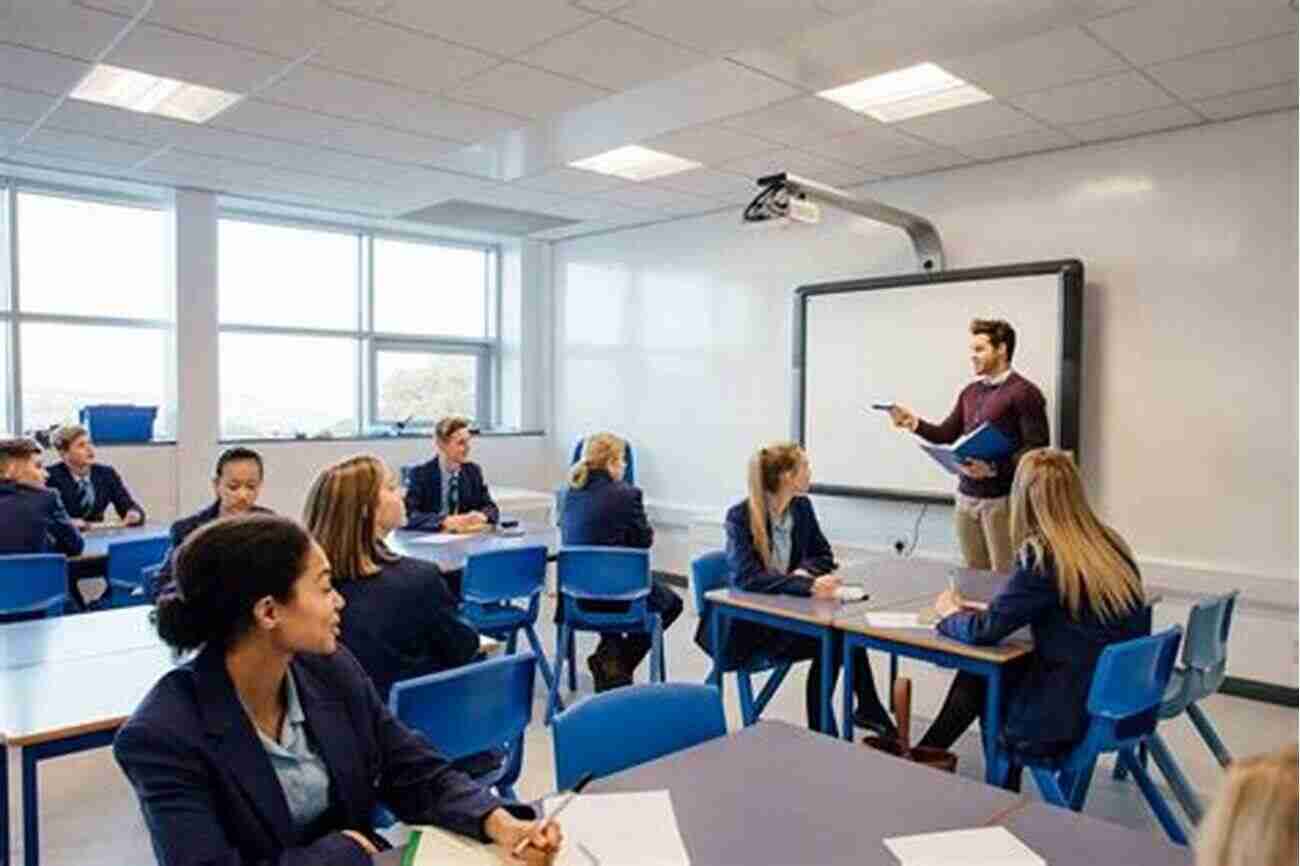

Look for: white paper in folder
[544,790,690,866]
[883,826,1045,866]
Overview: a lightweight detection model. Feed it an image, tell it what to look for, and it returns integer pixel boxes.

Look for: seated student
[560,432,684,692]
[404,415,498,534]
[0,437,84,557]
[156,446,271,591]
[114,514,561,866]
[693,442,894,735]
[45,424,144,528]
[915,448,1150,777]
[304,454,480,702]
[1197,743,1297,866]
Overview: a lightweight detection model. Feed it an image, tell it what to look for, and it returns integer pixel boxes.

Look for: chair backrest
[552,683,726,790]
[106,536,171,586]
[1182,590,1238,681]
[462,545,548,604]
[557,546,650,601]
[389,652,536,760]
[570,435,636,485]
[691,551,730,617]
[1086,626,1183,722]
[0,554,67,613]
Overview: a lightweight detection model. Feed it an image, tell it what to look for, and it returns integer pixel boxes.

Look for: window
[218,216,497,439]
[3,188,173,438]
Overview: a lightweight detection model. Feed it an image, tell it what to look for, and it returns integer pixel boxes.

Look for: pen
[512,771,596,856]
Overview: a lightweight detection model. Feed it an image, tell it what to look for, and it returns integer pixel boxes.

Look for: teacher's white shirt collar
[983,367,1014,386]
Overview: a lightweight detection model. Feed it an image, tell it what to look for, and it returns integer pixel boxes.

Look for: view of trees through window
[376,351,477,425]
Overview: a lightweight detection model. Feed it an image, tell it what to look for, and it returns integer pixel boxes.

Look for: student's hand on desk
[443,514,487,533]
[71,518,88,530]
[933,588,962,618]
[888,405,919,431]
[811,574,842,599]
[340,830,379,855]
[123,510,145,527]
[957,460,996,479]
[485,807,563,864]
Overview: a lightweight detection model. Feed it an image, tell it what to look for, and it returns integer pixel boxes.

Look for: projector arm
[753,172,945,272]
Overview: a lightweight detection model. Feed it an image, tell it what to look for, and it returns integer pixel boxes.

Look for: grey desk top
[73,523,169,560]
[1002,802,1192,866]
[704,588,868,625]
[841,557,1009,607]
[388,524,558,571]
[0,607,160,670]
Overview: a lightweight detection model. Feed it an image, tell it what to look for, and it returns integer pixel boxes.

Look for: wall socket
[892,538,907,556]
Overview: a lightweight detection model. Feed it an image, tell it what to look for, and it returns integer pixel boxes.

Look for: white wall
[552,111,1299,686]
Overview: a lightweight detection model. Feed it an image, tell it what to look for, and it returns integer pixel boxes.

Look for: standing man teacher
[888,319,1049,571]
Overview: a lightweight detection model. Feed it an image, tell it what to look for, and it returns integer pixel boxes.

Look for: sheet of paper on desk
[405,826,498,865]
[544,790,690,866]
[865,612,928,628]
[883,826,1045,866]
[401,533,459,545]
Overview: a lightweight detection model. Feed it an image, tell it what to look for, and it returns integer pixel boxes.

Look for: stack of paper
[883,826,1045,866]
[401,533,459,545]
[865,612,927,629]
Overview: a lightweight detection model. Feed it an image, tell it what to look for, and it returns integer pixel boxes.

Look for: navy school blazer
[114,644,531,866]
[46,461,144,523]
[559,470,654,550]
[0,480,85,556]
[937,548,1151,754]
[156,502,275,589]
[403,459,499,532]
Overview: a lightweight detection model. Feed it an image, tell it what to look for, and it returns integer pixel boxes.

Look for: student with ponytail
[694,442,894,735]
[114,514,561,866]
[916,448,1150,777]
[561,433,683,691]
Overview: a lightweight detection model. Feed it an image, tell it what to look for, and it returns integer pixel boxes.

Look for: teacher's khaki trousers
[954,494,1013,572]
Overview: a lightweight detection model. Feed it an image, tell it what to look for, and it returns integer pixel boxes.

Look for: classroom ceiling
[0,0,1295,239]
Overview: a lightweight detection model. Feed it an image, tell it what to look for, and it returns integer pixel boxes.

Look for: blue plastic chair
[460,545,555,693]
[570,436,636,484]
[693,551,793,726]
[552,683,726,790]
[389,652,537,800]
[546,547,665,723]
[0,554,68,622]
[996,626,1188,845]
[1114,591,1239,825]
[105,536,170,608]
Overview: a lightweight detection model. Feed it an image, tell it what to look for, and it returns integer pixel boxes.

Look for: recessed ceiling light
[70,64,243,124]
[568,145,702,181]
[817,62,992,123]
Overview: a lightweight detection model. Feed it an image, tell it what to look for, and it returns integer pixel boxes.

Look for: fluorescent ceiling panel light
[818,62,992,123]
[70,64,243,123]
[568,145,701,181]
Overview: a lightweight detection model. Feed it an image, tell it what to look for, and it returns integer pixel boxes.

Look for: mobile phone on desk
[499,518,524,536]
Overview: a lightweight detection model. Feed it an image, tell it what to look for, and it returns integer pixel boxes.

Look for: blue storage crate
[79,405,157,444]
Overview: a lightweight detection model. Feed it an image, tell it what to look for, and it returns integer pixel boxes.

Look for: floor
[5,594,1296,865]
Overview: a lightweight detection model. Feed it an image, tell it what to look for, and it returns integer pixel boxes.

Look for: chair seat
[716,651,789,676]
[463,602,531,632]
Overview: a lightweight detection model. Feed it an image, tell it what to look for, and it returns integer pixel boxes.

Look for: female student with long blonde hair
[694,442,894,734]
[1196,743,1297,866]
[917,448,1150,771]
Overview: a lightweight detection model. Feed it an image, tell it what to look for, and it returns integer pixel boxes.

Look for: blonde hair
[302,454,396,581]
[746,442,805,570]
[52,424,89,453]
[570,432,626,489]
[1009,448,1143,621]
[1197,744,1298,866]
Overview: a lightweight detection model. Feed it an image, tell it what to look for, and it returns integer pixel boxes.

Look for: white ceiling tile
[572,0,634,13]
[1144,35,1297,102]
[722,147,875,188]
[865,148,970,177]
[1191,82,1298,120]
[612,0,831,54]
[518,19,707,91]
[19,127,159,165]
[643,123,780,165]
[0,119,31,149]
[137,147,277,184]
[940,26,1129,98]
[799,124,936,165]
[0,44,91,95]
[1065,104,1202,142]
[1011,71,1175,125]
[83,0,349,60]
[1085,0,1298,67]
[0,85,57,123]
[720,96,874,147]
[45,99,199,145]
[1,1,130,61]
[105,23,293,92]
[590,183,716,213]
[212,99,463,162]
[260,65,527,141]
[346,0,596,56]
[312,16,500,93]
[894,101,1047,147]
[8,150,138,176]
[512,166,629,195]
[648,166,759,200]
[445,63,611,120]
[955,127,1076,161]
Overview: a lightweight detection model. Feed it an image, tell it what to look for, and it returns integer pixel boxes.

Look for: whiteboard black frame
[793,259,1084,505]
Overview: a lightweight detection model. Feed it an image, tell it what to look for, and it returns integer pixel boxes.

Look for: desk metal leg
[819,632,838,738]
[841,638,856,742]
[1,744,9,866]
[20,749,35,866]
[707,607,724,688]
[982,667,1004,786]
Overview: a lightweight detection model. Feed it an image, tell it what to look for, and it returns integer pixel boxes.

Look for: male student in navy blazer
[45,424,145,527]
[404,415,499,533]
[0,437,84,557]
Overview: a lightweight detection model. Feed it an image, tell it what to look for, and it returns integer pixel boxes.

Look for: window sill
[219,430,545,445]
[91,439,177,448]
